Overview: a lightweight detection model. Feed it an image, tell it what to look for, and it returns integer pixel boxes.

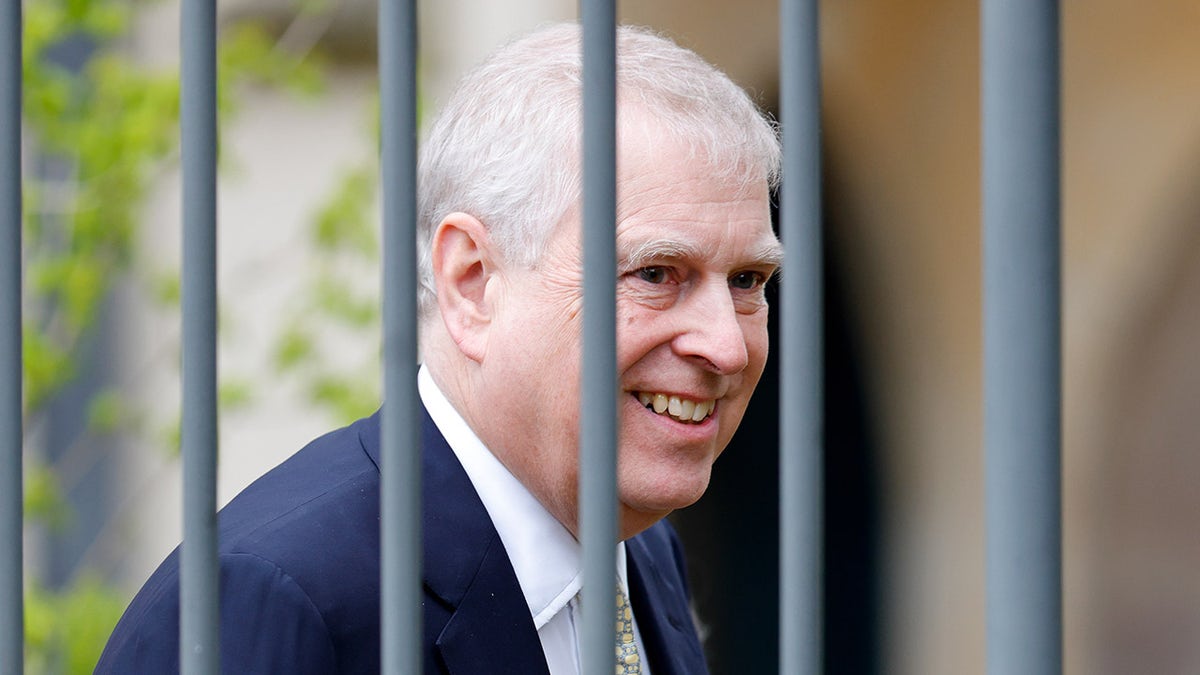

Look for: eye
[729,271,765,290]
[636,266,670,284]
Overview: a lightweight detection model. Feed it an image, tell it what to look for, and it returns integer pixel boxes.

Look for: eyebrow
[618,237,785,271]
[749,241,786,269]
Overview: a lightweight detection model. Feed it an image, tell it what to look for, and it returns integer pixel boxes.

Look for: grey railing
[1,2,23,673]
[982,1,1063,674]
[179,0,220,671]
[779,0,825,674]
[378,0,422,673]
[579,3,620,675]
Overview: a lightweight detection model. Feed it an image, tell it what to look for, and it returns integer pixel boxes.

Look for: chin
[619,468,713,517]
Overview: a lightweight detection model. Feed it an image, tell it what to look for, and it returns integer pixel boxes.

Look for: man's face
[476,120,780,537]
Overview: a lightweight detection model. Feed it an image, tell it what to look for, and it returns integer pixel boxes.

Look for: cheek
[615,308,670,369]
[741,314,771,371]
[510,288,584,358]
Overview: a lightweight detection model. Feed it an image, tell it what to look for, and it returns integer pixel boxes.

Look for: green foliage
[84,389,127,434]
[273,322,316,371]
[271,157,383,425]
[24,461,69,531]
[309,372,383,426]
[313,275,379,328]
[220,377,256,412]
[25,577,128,675]
[158,414,182,458]
[20,0,333,672]
[19,0,394,666]
[22,0,325,420]
[23,4,182,417]
[22,324,75,413]
[219,22,325,103]
[313,166,378,257]
[148,267,181,307]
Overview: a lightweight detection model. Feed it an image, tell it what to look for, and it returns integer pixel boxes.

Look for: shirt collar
[419,366,627,628]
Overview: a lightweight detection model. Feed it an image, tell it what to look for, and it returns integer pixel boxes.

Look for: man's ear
[430,212,498,363]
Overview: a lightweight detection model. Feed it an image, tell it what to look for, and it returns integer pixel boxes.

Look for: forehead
[610,127,778,267]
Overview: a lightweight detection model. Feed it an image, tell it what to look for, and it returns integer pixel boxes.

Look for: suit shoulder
[98,414,387,673]
[218,414,381,553]
[216,413,384,606]
[96,551,340,674]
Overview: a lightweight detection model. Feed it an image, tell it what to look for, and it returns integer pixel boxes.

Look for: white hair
[416,22,781,317]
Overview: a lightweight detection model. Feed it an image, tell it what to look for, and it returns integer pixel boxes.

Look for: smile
[635,392,716,424]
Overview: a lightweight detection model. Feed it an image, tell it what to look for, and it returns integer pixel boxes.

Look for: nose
[671,280,750,375]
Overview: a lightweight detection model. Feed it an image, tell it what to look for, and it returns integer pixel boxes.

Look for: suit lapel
[418,411,551,675]
[432,534,551,675]
[627,535,709,675]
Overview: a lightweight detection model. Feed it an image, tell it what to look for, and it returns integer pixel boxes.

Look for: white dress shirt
[418,366,652,674]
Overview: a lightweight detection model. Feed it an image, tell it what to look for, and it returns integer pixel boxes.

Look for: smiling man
[98,22,781,675]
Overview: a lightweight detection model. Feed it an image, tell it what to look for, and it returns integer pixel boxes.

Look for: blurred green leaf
[297,0,334,18]
[86,388,125,434]
[25,576,128,675]
[158,415,181,458]
[23,322,75,412]
[60,576,127,673]
[24,582,55,672]
[149,269,181,307]
[312,166,378,257]
[310,373,379,424]
[218,22,326,106]
[25,462,70,531]
[312,274,378,328]
[273,324,316,372]
[220,378,256,412]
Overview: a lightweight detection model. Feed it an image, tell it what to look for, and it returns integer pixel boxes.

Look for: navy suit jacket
[96,409,708,674]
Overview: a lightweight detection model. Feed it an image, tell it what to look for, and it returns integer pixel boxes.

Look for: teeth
[636,392,715,423]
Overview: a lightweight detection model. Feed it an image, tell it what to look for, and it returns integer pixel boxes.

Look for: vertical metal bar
[779,0,823,673]
[378,1,420,673]
[180,0,219,670]
[579,4,618,675]
[0,1,23,672]
[982,1,1062,673]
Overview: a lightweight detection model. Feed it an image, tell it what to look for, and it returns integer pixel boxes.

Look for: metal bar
[179,0,219,670]
[378,1,421,673]
[0,1,23,671]
[779,0,824,674]
[579,4,618,675]
[981,1,1062,673]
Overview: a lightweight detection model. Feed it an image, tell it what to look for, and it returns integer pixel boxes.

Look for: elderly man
[97,22,780,674]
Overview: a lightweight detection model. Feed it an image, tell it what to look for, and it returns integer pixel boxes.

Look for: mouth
[634,392,716,424]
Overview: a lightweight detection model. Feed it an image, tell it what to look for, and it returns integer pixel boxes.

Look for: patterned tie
[615,582,642,675]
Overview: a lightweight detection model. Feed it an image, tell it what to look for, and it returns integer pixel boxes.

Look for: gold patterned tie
[615,582,642,675]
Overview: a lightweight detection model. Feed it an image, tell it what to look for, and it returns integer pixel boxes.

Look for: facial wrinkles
[617,235,779,317]
[617,183,776,262]
[530,223,585,308]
